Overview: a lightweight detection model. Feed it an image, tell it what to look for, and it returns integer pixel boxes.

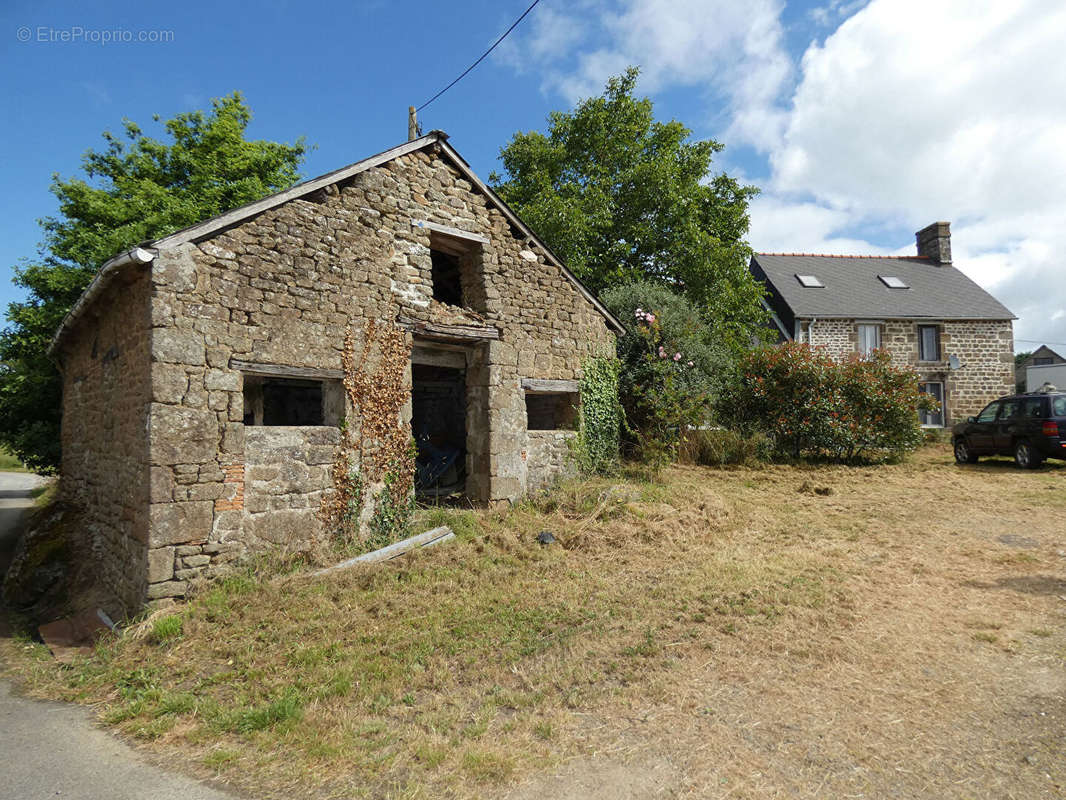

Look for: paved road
[0,471,240,800]
[0,471,48,579]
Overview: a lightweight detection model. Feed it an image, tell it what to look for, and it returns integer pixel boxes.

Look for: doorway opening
[411,363,467,498]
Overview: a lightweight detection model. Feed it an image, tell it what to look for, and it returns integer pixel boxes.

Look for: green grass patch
[0,446,28,472]
[149,615,184,645]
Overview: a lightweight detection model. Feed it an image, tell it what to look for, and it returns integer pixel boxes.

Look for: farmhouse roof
[750,253,1016,321]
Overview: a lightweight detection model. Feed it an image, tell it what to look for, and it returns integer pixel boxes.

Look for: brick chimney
[916,221,952,265]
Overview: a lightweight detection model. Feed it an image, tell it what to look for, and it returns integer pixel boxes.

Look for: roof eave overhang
[791,313,1017,322]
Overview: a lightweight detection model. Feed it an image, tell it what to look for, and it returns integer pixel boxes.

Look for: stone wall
[526,431,577,492]
[139,143,615,600]
[806,317,1014,424]
[59,267,153,615]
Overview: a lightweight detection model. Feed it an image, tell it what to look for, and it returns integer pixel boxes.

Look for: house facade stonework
[800,318,1014,422]
[751,222,1015,428]
[52,132,619,612]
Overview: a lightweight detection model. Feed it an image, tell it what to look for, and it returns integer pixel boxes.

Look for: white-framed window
[918,325,941,361]
[918,381,945,427]
[857,323,881,356]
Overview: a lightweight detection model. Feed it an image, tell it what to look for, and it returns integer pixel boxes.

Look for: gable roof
[1026,345,1065,362]
[750,253,1015,322]
[50,131,623,355]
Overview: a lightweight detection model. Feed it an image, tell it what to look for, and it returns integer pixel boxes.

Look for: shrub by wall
[721,342,936,463]
[601,282,731,467]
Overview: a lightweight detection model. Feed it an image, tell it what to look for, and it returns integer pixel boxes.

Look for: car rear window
[1053,397,1066,416]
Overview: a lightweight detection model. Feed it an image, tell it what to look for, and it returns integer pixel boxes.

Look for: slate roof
[751,254,1015,321]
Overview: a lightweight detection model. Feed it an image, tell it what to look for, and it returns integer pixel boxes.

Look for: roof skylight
[879,275,909,289]
[795,274,824,288]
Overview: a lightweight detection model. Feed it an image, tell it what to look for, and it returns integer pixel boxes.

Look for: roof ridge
[757,252,930,260]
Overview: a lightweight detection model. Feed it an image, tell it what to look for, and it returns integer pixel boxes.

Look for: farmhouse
[750,222,1015,427]
[49,131,621,612]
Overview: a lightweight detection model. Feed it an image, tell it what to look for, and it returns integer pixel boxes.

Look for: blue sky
[3,0,1063,350]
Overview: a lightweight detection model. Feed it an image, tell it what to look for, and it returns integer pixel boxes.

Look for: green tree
[491,67,766,349]
[1,93,307,472]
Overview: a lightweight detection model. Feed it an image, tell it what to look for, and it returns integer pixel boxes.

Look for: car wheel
[1013,439,1044,470]
[954,438,978,464]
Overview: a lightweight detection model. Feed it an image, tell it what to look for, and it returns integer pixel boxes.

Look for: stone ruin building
[48,131,623,612]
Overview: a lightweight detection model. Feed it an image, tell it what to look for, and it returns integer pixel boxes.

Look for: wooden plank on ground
[312,526,455,575]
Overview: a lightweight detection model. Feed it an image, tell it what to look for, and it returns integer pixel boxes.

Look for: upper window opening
[796,274,824,288]
[428,231,485,311]
[431,248,463,307]
[879,275,909,289]
[243,375,342,426]
[918,324,941,361]
[857,323,881,357]
[525,392,578,431]
[1034,356,1054,365]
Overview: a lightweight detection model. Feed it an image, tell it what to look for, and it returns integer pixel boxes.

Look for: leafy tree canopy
[491,67,767,348]
[1,93,307,472]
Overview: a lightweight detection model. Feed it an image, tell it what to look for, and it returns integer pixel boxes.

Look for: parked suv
[953,391,1066,468]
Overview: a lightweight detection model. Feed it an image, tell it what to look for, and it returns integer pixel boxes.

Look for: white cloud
[501,0,793,147]
[499,0,1066,348]
[765,0,1066,348]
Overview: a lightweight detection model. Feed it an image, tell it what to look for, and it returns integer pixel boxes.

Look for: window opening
[918,325,940,361]
[879,275,909,289]
[242,375,340,426]
[795,274,824,288]
[525,393,579,431]
[857,324,881,357]
[918,381,944,427]
[430,248,463,307]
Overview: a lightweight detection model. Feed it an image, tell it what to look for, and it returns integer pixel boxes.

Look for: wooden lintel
[398,315,500,341]
[230,359,343,381]
[411,346,467,369]
[411,219,490,245]
[521,378,580,393]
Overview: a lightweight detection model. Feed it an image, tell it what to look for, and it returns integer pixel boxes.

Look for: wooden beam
[521,378,580,393]
[411,219,490,245]
[412,346,467,369]
[397,315,500,341]
[230,359,343,381]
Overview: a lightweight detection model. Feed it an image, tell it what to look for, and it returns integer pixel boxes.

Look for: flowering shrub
[721,342,937,462]
[601,282,730,468]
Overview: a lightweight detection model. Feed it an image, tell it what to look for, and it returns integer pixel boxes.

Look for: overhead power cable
[417,0,542,112]
[1015,338,1066,347]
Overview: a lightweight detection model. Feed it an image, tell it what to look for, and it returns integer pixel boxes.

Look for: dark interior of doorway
[411,364,467,498]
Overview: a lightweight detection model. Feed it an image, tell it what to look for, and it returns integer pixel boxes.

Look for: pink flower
[687,361,694,367]
[673,353,682,361]
[645,313,655,323]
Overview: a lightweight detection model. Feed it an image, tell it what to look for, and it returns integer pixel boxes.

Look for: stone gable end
[57,141,616,612]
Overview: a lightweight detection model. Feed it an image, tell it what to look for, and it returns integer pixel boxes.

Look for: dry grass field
[2,443,1064,799]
